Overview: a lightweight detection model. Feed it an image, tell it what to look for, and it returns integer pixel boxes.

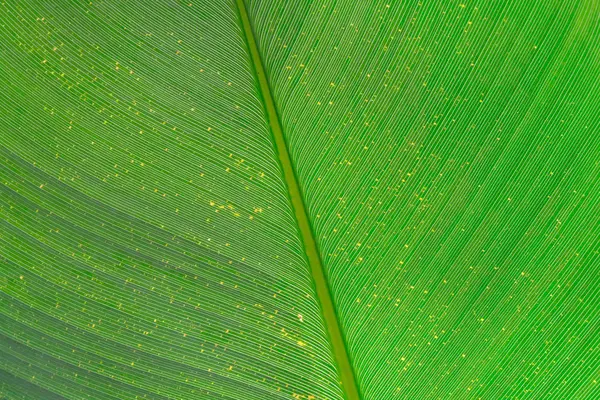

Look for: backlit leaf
[2,1,600,399]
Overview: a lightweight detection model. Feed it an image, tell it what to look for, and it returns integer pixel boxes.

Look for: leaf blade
[245,0,600,398]
[0,1,344,399]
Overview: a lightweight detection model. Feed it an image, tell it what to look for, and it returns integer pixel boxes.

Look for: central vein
[234,1,361,399]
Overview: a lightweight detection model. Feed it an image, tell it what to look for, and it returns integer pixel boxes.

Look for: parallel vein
[234,1,361,399]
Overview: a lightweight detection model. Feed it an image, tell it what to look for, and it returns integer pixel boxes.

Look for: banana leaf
[1,1,599,399]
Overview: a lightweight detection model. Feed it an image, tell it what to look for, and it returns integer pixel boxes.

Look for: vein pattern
[0,1,344,399]
[245,0,600,398]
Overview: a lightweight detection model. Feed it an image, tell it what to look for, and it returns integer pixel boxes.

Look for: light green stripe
[234,1,361,399]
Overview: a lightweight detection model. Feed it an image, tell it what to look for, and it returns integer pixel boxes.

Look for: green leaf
[2,1,600,400]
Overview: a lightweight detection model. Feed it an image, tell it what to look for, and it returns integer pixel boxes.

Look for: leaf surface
[2,1,600,400]
[245,0,600,398]
[0,2,343,399]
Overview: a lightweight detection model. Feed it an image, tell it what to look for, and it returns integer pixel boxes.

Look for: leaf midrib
[234,1,361,399]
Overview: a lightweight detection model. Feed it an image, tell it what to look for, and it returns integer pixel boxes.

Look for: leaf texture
[245,0,600,398]
[0,2,343,399]
[2,0,600,399]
